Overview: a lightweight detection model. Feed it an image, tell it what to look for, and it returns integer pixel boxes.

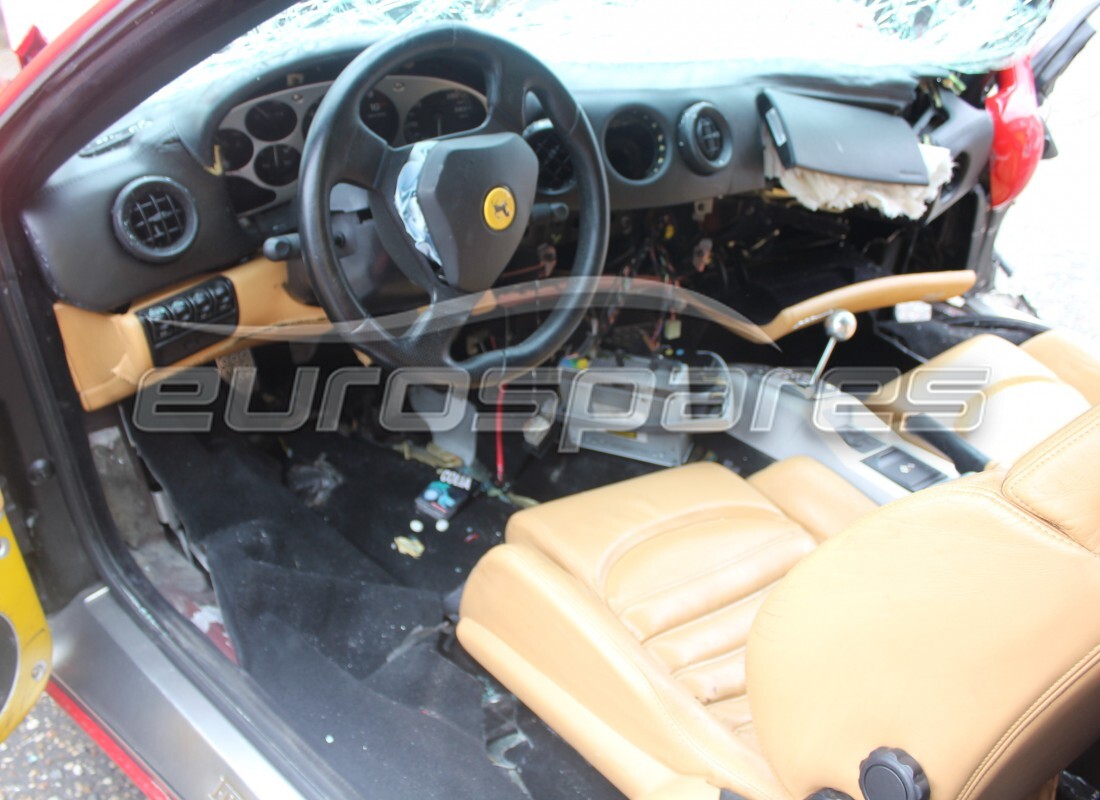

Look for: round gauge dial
[253,144,302,186]
[214,129,254,171]
[604,109,667,182]
[245,101,298,142]
[403,89,486,143]
[359,90,399,144]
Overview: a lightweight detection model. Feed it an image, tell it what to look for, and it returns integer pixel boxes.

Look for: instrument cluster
[215,74,487,215]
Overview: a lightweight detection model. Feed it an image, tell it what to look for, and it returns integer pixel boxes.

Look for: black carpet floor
[277,430,512,593]
[129,423,621,799]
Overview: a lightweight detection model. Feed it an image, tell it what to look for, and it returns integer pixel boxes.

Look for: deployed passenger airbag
[758,89,929,183]
[759,90,952,219]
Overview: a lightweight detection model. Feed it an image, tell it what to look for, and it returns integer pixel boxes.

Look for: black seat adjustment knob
[859,748,930,800]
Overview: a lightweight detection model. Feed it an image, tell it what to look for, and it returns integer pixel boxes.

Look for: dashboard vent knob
[523,120,575,194]
[696,114,723,161]
[677,101,733,175]
[111,176,199,263]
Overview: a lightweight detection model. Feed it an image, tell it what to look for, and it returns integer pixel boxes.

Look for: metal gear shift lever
[809,310,857,388]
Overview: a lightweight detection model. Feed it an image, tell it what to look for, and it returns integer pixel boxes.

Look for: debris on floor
[286,453,345,508]
[393,535,426,559]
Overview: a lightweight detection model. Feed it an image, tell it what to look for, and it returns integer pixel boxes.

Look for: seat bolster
[957,381,1090,465]
[1021,329,1100,405]
[865,334,1090,466]
[867,334,1059,416]
[458,543,789,800]
[912,333,1058,385]
[506,462,779,594]
[1004,405,1100,552]
[747,456,878,541]
[747,472,1100,800]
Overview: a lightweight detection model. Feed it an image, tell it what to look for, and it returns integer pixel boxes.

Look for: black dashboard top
[23,38,971,314]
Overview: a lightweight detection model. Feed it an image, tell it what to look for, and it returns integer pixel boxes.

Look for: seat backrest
[747,404,1100,800]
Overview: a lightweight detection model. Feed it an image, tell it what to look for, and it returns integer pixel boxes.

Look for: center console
[552,349,956,505]
[724,365,956,504]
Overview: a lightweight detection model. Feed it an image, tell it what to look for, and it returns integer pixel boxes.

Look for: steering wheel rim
[298,23,609,382]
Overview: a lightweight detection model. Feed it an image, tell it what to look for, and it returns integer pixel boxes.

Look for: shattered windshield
[152,0,1071,100]
[224,0,1053,73]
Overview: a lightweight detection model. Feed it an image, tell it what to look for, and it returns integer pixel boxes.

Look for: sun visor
[757,89,929,185]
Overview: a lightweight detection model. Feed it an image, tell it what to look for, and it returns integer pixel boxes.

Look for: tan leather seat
[1021,329,1100,404]
[458,408,1100,800]
[459,456,877,799]
[868,331,1098,466]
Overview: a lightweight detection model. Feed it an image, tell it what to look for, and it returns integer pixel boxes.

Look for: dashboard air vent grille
[677,102,732,175]
[112,177,199,263]
[695,114,724,161]
[524,122,575,193]
[129,190,187,248]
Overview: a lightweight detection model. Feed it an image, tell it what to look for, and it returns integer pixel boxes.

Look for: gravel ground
[0,697,141,800]
[0,22,1097,800]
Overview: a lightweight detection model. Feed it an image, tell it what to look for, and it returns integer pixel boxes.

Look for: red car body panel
[0,0,121,115]
[985,57,1045,208]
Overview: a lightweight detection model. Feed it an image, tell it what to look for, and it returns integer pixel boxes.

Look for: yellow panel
[0,494,51,741]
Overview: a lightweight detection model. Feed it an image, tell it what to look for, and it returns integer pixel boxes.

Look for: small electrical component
[415,469,474,521]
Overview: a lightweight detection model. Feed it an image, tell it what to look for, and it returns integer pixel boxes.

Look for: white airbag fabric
[394,140,443,264]
[764,138,954,220]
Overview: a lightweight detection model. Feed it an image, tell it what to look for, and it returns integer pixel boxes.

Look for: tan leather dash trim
[54,257,329,412]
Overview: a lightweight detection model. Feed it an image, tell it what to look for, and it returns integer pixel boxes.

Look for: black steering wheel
[299,24,609,381]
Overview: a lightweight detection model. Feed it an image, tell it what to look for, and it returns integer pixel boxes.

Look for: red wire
[495,383,506,484]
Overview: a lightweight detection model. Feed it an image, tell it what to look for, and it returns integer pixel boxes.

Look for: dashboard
[216,75,488,215]
[20,44,992,317]
[210,71,763,221]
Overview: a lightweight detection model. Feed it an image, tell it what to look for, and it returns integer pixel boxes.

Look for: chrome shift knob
[809,310,858,389]
[823,310,857,343]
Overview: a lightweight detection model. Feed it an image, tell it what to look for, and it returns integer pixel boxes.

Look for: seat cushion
[869,334,1091,466]
[507,463,816,732]
[459,460,874,799]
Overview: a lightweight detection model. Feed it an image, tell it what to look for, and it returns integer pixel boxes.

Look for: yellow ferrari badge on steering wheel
[483,186,516,231]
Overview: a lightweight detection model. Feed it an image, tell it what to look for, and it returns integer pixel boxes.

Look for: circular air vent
[524,120,575,193]
[604,108,667,182]
[111,176,199,263]
[677,102,733,175]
